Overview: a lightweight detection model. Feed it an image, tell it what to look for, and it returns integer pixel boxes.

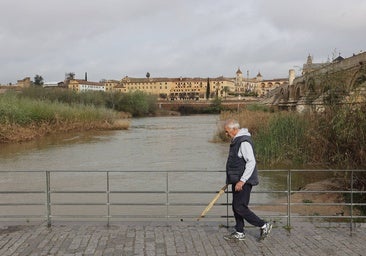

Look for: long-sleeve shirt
[233,128,256,183]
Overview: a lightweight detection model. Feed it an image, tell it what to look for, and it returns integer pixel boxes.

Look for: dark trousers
[232,183,265,233]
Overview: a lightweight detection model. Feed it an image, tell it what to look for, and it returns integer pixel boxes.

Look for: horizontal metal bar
[51,191,106,193]
[252,190,289,193]
[49,203,108,206]
[49,215,110,218]
[290,190,361,193]
[163,191,227,194]
[0,203,44,206]
[0,215,45,218]
[1,189,358,194]
[110,191,166,194]
[290,215,366,218]
[0,191,44,194]
[290,203,366,206]
[0,169,365,226]
[49,190,167,194]
[0,170,227,173]
[1,169,365,173]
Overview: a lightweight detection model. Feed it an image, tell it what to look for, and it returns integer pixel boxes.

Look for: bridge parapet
[268,52,366,112]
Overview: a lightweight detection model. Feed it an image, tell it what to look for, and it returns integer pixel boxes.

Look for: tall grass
[21,87,157,117]
[0,93,117,125]
[310,105,366,168]
[255,112,309,167]
[217,105,366,169]
[0,92,128,143]
[215,110,271,143]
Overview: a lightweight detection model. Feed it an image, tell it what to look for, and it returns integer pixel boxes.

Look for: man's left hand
[235,181,245,191]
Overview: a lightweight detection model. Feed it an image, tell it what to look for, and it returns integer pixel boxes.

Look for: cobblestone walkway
[0,221,365,256]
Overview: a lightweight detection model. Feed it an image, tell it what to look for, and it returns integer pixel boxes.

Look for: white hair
[224,119,240,129]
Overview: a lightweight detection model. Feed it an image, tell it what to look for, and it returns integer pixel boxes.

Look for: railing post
[46,171,51,227]
[287,169,291,228]
[107,171,110,227]
[226,185,229,228]
[350,170,354,234]
[166,172,169,220]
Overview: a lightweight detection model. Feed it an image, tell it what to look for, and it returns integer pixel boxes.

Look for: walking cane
[197,184,228,221]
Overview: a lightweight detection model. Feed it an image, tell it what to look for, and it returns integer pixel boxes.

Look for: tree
[64,72,75,86]
[206,78,210,99]
[65,72,75,80]
[146,72,150,79]
[34,75,44,86]
[223,86,230,99]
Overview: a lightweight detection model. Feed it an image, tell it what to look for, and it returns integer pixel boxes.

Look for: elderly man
[223,119,272,241]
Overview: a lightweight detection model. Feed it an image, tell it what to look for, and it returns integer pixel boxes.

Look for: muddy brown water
[0,115,333,221]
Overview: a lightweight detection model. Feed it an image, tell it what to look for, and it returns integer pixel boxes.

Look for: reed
[214,110,271,143]
[0,93,129,143]
[308,105,366,169]
[254,112,309,167]
[20,87,157,117]
[0,93,114,124]
[217,105,365,169]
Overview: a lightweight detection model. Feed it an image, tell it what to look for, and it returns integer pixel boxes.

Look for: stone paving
[0,221,365,256]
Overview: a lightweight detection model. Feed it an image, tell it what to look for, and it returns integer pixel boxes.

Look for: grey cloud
[1,0,365,83]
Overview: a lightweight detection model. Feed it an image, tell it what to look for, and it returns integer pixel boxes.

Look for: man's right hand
[235,181,245,191]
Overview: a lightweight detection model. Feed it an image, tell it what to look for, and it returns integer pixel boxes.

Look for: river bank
[0,93,132,144]
[256,177,360,218]
[0,119,130,144]
[0,109,182,144]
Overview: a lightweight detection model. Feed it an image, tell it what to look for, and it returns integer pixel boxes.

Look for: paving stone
[0,221,365,255]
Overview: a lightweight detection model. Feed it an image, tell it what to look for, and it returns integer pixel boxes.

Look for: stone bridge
[263,52,366,112]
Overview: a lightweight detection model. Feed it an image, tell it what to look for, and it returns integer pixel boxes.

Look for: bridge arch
[306,77,316,93]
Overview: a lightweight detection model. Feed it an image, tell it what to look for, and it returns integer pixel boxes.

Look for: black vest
[226,135,259,185]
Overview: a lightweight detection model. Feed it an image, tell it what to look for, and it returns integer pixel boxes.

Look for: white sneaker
[224,231,246,241]
[260,223,272,239]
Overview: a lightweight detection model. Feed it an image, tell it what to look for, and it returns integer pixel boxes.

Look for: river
[0,115,227,172]
[0,115,332,220]
[0,114,328,194]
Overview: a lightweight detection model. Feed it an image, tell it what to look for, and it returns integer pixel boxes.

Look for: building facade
[62,68,289,100]
[68,79,105,92]
[16,77,32,88]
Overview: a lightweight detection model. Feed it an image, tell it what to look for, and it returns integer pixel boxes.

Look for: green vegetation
[246,103,273,112]
[218,105,365,169]
[255,112,309,167]
[0,93,117,125]
[111,90,157,117]
[167,97,224,115]
[217,103,366,214]
[302,199,313,204]
[0,91,129,143]
[20,87,158,117]
[0,86,158,142]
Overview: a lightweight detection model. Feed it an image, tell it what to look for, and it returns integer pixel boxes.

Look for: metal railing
[0,169,365,229]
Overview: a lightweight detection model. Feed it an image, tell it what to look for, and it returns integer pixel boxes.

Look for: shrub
[115,91,157,117]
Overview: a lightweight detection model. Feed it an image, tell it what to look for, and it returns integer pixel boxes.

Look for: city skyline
[1,0,365,84]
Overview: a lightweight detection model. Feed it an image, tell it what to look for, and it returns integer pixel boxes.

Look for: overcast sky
[1,0,365,84]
